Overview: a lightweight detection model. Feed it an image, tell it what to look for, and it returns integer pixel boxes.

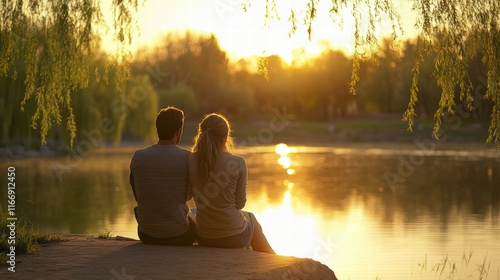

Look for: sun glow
[276,143,297,174]
[100,1,419,65]
[248,184,373,278]
[256,189,317,257]
[244,144,378,278]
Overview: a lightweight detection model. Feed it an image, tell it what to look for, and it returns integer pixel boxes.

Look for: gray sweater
[130,144,190,238]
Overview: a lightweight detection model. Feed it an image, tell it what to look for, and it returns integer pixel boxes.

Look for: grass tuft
[0,205,65,265]
[97,229,114,239]
[416,250,498,280]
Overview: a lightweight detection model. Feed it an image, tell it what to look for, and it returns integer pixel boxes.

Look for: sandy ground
[1,235,337,280]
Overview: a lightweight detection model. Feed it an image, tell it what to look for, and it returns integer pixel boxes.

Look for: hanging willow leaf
[0,0,139,146]
[246,0,499,144]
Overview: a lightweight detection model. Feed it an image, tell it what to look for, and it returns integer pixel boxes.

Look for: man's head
[156,107,184,142]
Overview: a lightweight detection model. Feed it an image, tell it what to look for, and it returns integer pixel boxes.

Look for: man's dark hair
[156,107,184,140]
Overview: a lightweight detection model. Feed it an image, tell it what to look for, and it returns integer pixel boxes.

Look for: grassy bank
[0,205,65,264]
[0,114,491,157]
[177,114,491,146]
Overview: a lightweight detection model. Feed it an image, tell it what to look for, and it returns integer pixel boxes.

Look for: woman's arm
[235,157,248,210]
[186,181,193,201]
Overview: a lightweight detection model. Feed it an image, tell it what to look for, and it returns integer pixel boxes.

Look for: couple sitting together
[130,106,275,254]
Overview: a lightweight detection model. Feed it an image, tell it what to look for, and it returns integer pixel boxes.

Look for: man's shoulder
[169,146,190,161]
[174,145,191,154]
[134,145,190,154]
[132,145,153,156]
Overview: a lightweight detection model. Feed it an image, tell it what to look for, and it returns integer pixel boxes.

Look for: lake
[1,143,499,279]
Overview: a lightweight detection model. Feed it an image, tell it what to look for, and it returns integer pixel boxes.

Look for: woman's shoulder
[221,153,246,164]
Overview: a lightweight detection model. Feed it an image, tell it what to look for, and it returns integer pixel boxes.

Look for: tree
[358,38,408,113]
[133,32,230,116]
[0,0,140,146]
[2,0,499,144]
[313,50,353,118]
[255,0,500,144]
[156,84,198,116]
[255,55,290,111]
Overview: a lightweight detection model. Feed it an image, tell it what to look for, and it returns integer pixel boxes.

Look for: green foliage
[252,0,500,144]
[0,54,38,147]
[0,1,140,146]
[0,206,65,256]
[97,229,114,239]
[123,75,159,142]
[416,251,495,280]
[133,32,231,116]
[215,82,255,118]
[157,84,198,115]
[2,0,499,145]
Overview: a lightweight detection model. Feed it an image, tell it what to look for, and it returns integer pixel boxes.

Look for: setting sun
[2,1,500,280]
[100,0,418,64]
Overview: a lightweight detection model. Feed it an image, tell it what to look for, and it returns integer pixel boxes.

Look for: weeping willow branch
[0,0,139,146]
[251,0,500,144]
[1,0,499,145]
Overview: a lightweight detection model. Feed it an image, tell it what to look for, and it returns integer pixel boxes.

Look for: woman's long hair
[192,113,235,185]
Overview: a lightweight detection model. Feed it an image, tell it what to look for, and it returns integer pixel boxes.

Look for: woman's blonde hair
[192,113,235,184]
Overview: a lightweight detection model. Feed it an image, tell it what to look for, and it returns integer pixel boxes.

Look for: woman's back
[188,113,275,254]
[188,152,248,239]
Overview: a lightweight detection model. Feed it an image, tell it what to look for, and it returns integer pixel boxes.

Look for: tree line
[0,31,493,148]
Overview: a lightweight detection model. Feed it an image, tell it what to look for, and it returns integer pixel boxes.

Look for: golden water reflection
[275,143,294,172]
[246,143,500,279]
[250,144,329,259]
[247,188,368,278]
[249,187,500,280]
[260,143,359,268]
[3,144,500,279]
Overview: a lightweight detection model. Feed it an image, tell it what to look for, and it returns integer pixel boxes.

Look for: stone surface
[2,235,337,280]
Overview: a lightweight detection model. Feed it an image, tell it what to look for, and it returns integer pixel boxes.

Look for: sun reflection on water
[249,144,314,256]
[253,190,317,257]
[249,186,371,279]
[275,143,295,174]
[5,144,499,280]
[248,143,373,278]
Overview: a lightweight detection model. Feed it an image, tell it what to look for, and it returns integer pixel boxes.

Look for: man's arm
[130,172,137,202]
[186,152,193,201]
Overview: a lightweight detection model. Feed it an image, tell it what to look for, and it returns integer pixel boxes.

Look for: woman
[188,113,275,253]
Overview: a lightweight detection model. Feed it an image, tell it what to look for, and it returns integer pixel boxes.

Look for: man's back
[130,144,190,238]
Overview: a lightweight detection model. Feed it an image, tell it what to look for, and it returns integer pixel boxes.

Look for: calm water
[1,143,500,279]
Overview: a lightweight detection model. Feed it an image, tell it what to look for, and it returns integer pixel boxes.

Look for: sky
[101,0,420,63]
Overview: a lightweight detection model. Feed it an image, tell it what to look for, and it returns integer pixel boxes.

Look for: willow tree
[0,0,139,146]
[1,0,499,145]
[253,0,499,144]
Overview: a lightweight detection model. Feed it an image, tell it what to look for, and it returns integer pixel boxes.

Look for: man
[130,106,196,245]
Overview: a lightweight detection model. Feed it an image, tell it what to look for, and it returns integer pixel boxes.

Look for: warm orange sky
[101,0,419,63]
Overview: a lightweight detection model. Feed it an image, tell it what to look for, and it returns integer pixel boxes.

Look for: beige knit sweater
[188,152,248,239]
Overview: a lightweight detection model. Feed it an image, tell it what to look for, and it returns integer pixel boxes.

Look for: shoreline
[1,234,338,279]
[0,115,494,161]
[1,140,496,163]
